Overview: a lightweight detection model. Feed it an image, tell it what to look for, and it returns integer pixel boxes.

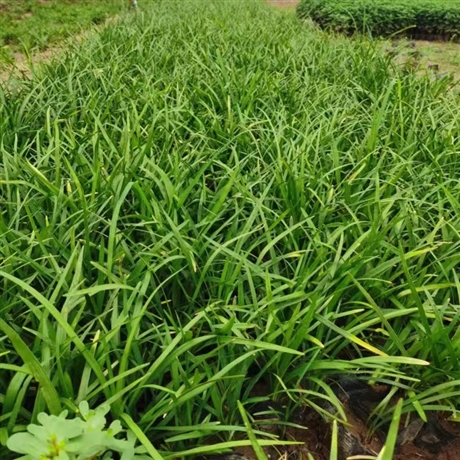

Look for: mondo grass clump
[297,0,460,40]
[1,0,460,458]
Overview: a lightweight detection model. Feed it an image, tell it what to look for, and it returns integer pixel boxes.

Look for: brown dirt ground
[266,0,300,8]
[225,379,460,460]
[214,381,460,460]
[229,405,460,460]
[0,49,57,82]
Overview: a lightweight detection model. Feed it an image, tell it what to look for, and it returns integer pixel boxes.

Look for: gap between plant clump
[266,0,300,8]
[203,380,460,460]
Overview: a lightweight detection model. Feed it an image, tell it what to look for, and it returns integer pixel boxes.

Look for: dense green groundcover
[0,0,128,64]
[297,0,460,39]
[1,0,460,458]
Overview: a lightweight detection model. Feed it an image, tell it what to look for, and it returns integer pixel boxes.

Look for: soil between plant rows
[266,0,300,8]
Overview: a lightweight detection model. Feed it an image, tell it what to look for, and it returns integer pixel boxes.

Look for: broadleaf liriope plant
[1,0,460,459]
[6,402,151,460]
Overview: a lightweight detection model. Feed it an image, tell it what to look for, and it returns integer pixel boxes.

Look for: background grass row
[297,0,460,40]
[1,0,460,457]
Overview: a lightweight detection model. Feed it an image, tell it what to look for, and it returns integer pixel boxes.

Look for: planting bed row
[297,0,460,40]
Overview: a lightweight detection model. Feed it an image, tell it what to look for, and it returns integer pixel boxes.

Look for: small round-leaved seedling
[6,402,151,460]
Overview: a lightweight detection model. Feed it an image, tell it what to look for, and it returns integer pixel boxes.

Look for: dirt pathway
[266,0,299,8]
[0,15,121,84]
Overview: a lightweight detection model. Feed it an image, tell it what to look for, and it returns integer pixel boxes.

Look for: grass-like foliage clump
[1,0,460,457]
[297,0,460,40]
[0,0,128,64]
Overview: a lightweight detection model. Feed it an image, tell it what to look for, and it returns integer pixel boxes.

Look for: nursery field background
[0,0,130,65]
[1,1,460,459]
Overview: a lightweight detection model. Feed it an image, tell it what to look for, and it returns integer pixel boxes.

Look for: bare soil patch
[266,0,299,9]
[227,408,460,460]
[206,381,460,460]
